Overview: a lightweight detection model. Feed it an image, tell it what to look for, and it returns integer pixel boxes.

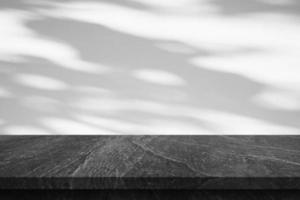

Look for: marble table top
[0,135,299,189]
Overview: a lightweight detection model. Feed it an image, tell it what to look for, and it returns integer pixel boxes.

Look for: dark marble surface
[0,136,300,189]
[1,190,300,200]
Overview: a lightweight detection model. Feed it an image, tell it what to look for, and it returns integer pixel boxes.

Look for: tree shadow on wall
[0,0,300,134]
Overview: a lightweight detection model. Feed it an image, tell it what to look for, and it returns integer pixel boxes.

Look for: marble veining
[0,136,299,189]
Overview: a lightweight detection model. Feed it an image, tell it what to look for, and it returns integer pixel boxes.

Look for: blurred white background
[0,0,300,134]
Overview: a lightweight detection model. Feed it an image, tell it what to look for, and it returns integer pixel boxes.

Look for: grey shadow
[0,0,300,134]
[208,0,300,16]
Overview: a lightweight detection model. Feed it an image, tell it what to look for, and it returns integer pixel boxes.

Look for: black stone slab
[1,190,300,200]
[0,136,299,189]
